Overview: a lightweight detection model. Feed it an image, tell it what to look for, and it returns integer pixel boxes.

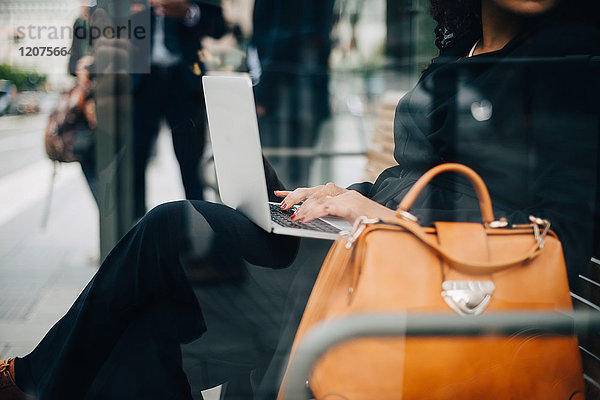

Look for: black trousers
[133,65,206,218]
[18,199,333,399]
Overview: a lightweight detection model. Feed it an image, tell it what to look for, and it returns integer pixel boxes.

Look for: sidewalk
[0,159,99,358]
[0,123,206,348]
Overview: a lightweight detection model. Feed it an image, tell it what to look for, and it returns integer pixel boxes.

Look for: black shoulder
[524,20,600,56]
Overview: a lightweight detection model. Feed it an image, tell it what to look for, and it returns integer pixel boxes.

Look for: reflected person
[132,0,226,218]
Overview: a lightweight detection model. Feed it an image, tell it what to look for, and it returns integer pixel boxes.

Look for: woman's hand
[275,185,397,224]
[274,183,348,210]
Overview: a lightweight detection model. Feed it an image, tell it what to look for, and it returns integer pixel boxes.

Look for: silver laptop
[202,74,353,240]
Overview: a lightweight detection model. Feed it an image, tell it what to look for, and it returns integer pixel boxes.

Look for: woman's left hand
[291,190,397,223]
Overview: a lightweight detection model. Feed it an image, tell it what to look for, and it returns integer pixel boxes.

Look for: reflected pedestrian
[132,0,226,218]
[248,0,335,188]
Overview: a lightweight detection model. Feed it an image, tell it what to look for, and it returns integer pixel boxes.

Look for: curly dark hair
[430,0,599,53]
[430,0,481,52]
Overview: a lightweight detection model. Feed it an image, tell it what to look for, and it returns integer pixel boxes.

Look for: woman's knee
[142,201,190,229]
[137,201,200,252]
[141,200,299,269]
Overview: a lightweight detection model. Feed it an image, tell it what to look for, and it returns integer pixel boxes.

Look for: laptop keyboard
[269,203,341,233]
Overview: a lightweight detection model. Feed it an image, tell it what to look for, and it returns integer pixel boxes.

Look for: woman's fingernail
[280,202,286,209]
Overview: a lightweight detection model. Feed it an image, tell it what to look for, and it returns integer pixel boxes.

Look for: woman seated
[1,0,599,399]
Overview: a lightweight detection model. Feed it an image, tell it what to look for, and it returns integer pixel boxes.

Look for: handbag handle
[385,219,544,274]
[397,163,495,225]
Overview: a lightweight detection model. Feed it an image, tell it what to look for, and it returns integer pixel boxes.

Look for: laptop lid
[202,74,273,232]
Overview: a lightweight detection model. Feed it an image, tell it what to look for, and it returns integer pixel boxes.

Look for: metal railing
[282,310,600,400]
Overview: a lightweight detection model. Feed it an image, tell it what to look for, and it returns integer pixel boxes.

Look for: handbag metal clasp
[340,216,380,249]
[441,280,495,316]
[529,216,551,249]
[397,209,418,222]
[485,218,509,228]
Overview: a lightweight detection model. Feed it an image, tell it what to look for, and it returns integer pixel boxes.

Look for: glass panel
[1,1,598,399]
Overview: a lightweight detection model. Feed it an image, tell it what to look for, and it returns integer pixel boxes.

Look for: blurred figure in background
[68,1,97,76]
[133,0,226,218]
[44,55,98,204]
[72,55,98,203]
[247,0,335,188]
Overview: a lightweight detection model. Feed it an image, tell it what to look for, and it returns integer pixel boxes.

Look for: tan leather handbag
[278,163,585,400]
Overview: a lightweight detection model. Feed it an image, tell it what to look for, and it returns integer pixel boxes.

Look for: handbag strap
[375,219,544,274]
[397,163,495,225]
